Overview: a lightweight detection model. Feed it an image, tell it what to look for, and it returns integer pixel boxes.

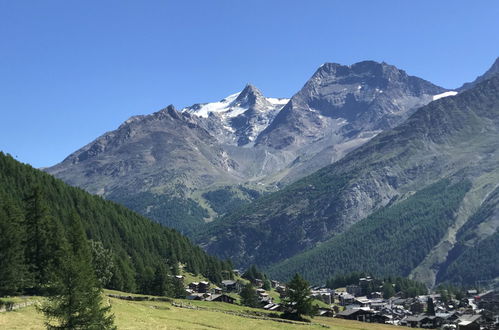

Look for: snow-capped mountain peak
[182,85,289,146]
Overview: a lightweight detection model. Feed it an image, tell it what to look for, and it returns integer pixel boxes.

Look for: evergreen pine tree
[0,194,28,295]
[151,264,168,296]
[24,187,55,292]
[240,283,260,308]
[282,274,317,321]
[41,215,115,329]
[382,282,396,299]
[169,277,187,299]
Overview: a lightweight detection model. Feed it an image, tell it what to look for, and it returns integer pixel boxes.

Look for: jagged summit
[182,85,289,146]
[255,60,446,153]
[232,83,271,109]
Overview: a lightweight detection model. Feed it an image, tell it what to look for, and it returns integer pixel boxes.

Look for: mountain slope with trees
[0,152,232,296]
[198,74,499,287]
[266,179,470,284]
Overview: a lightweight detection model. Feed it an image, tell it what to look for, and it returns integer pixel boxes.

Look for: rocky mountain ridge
[47,59,461,235]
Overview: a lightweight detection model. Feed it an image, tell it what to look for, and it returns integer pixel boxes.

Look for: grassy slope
[0,295,406,330]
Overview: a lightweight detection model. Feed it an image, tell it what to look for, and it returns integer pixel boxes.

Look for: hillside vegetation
[0,152,232,295]
[267,179,471,283]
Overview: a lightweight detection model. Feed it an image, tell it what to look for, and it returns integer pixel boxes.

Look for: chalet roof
[222,280,236,285]
[205,293,235,302]
[457,314,482,325]
[339,293,355,299]
[405,314,432,322]
[204,294,220,301]
[338,309,373,316]
[392,298,407,305]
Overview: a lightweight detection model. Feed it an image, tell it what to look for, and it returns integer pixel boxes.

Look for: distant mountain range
[45,57,499,287]
[46,59,454,233]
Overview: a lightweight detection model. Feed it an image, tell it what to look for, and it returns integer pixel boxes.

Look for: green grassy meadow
[0,292,407,330]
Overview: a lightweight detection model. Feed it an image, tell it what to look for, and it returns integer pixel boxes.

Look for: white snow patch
[183,92,240,118]
[267,97,290,106]
[432,91,458,101]
[183,93,288,119]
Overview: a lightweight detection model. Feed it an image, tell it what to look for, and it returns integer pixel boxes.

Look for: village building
[198,281,210,293]
[204,293,236,304]
[476,290,499,313]
[221,280,240,293]
[346,284,362,296]
[253,278,264,288]
[188,282,199,292]
[338,292,356,306]
[402,315,443,328]
[336,309,374,322]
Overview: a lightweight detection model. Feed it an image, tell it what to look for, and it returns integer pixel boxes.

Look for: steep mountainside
[254,61,447,184]
[0,152,232,293]
[46,86,288,234]
[46,61,448,234]
[199,74,499,287]
[46,105,245,234]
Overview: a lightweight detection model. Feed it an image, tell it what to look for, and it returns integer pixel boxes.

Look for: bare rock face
[254,61,446,183]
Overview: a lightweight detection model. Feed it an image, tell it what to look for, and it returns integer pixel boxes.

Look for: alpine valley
[45,57,499,288]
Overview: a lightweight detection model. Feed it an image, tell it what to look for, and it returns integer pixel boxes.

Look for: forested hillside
[0,152,232,295]
[436,186,499,285]
[266,179,470,284]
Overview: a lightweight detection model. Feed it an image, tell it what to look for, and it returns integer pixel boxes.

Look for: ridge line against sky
[1,0,498,168]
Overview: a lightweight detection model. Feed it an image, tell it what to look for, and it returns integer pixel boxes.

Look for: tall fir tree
[41,215,115,329]
[282,274,317,321]
[240,283,260,308]
[24,187,55,292]
[0,193,28,295]
[151,264,169,296]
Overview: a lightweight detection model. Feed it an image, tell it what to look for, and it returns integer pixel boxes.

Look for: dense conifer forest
[266,179,471,284]
[0,152,232,296]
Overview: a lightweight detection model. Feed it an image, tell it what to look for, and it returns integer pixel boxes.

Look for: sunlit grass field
[0,292,406,330]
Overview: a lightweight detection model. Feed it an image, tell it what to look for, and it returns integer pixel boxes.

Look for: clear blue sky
[1,0,498,168]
